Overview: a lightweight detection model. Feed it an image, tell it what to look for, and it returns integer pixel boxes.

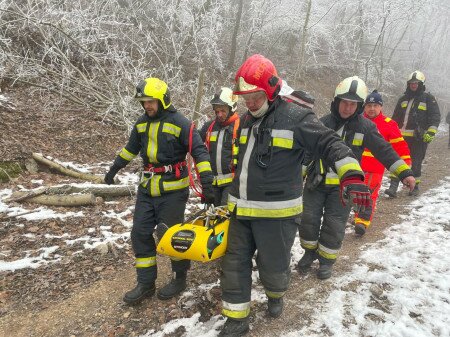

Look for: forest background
[1,0,449,130]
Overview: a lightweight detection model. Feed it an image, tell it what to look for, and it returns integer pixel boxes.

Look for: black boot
[157,272,187,300]
[218,318,250,336]
[123,282,155,305]
[384,178,399,198]
[297,249,317,273]
[409,184,419,196]
[317,262,333,280]
[267,297,284,318]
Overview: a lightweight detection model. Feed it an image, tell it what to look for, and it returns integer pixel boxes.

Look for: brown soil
[0,91,449,337]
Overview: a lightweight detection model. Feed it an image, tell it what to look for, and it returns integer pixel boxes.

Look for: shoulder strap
[205,120,216,150]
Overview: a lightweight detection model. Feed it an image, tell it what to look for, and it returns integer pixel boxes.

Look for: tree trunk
[227,0,244,69]
[192,67,205,126]
[295,0,313,83]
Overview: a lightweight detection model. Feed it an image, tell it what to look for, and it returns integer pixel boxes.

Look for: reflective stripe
[427,126,437,134]
[162,177,189,191]
[147,122,160,163]
[136,122,147,133]
[418,102,427,110]
[362,150,374,157]
[317,243,339,260]
[401,130,414,137]
[401,155,411,160]
[354,217,370,226]
[214,173,233,186]
[271,129,294,149]
[228,194,303,218]
[216,130,224,175]
[239,128,249,144]
[300,239,318,250]
[390,137,404,144]
[162,123,181,137]
[150,175,161,197]
[388,159,409,177]
[266,290,284,299]
[352,132,364,146]
[335,157,362,178]
[233,146,239,156]
[400,101,408,108]
[302,165,307,178]
[325,171,340,185]
[222,301,251,319]
[119,147,137,161]
[273,138,293,149]
[384,117,391,123]
[135,256,156,268]
[239,122,261,199]
[196,161,212,173]
[401,99,414,133]
[209,131,218,142]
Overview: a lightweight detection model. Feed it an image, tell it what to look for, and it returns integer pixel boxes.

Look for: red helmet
[234,54,282,101]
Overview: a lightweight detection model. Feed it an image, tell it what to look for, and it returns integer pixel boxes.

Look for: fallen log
[32,153,105,184]
[9,184,135,201]
[8,187,48,202]
[23,193,101,207]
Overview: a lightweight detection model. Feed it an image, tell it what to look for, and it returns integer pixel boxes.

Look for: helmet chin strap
[249,99,269,118]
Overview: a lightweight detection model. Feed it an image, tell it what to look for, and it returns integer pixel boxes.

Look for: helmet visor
[234,77,260,95]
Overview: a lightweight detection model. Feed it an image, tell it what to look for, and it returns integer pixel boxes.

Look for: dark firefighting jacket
[361,112,411,175]
[309,103,413,186]
[227,97,364,220]
[199,114,240,187]
[113,106,213,197]
[392,87,440,138]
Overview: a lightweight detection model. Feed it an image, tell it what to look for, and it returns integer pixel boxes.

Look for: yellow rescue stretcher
[156,206,230,262]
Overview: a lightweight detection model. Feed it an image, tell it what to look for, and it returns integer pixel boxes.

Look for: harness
[205,114,240,173]
[143,161,187,179]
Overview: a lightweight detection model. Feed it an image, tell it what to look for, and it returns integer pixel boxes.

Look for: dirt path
[1,135,448,337]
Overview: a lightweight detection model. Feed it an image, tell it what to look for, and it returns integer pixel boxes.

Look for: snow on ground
[144,176,450,337]
[0,173,202,272]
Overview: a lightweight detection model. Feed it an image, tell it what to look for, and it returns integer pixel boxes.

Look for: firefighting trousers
[213,184,232,207]
[405,136,428,182]
[220,215,298,319]
[354,172,383,227]
[299,185,351,263]
[131,185,190,285]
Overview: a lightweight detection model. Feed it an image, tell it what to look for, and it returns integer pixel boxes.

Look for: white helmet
[407,70,425,84]
[334,76,368,103]
[210,87,238,112]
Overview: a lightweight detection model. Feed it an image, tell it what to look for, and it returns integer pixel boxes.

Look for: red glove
[340,176,371,212]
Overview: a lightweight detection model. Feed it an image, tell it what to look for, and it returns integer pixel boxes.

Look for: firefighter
[353,90,412,235]
[385,71,441,197]
[299,77,415,279]
[104,78,214,305]
[199,87,240,206]
[218,55,371,336]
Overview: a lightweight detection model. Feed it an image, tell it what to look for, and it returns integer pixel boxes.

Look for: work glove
[422,129,436,143]
[201,184,215,205]
[104,164,120,185]
[340,176,371,213]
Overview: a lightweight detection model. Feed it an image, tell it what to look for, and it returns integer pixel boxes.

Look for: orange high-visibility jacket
[361,112,412,174]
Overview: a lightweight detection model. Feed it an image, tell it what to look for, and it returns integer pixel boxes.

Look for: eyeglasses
[241,91,266,103]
